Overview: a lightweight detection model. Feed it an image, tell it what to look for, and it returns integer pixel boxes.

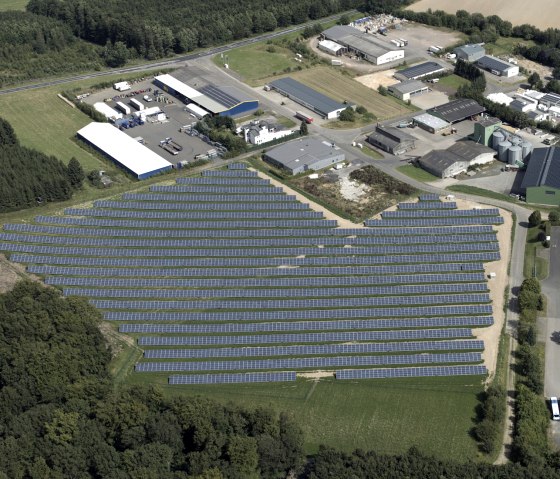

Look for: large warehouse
[428,99,485,124]
[77,122,173,180]
[521,147,560,205]
[269,77,348,119]
[394,62,447,81]
[367,124,416,155]
[476,56,519,77]
[154,74,259,117]
[453,44,485,62]
[388,80,429,101]
[419,141,496,178]
[322,25,404,65]
[263,137,345,175]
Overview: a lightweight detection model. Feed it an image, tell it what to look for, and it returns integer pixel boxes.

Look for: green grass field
[524,225,549,280]
[446,185,518,203]
[0,0,28,11]
[124,372,484,460]
[437,74,470,91]
[486,37,535,57]
[398,164,439,182]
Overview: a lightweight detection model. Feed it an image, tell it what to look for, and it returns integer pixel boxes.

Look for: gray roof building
[263,137,345,175]
[367,124,416,155]
[428,99,485,123]
[412,113,451,133]
[419,140,495,178]
[269,77,347,119]
[521,147,560,190]
[540,93,560,107]
[387,80,429,101]
[476,55,519,77]
[454,44,485,62]
[394,62,447,81]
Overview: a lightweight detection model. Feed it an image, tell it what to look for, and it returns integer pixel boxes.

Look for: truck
[115,101,131,115]
[391,39,402,47]
[113,81,131,92]
[130,98,144,111]
[295,111,313,124]
[331,59,343,66]
[398,38,408,46]
[428,45,440,53]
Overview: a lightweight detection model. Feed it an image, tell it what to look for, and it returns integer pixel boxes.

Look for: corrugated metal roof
[265,137,344,171]
[322,25,398,59]
[428,99,485,123]
[413,113,450,130]
[454,44,485,55]
[395,61,446,80]
[477,55,516,73]
[389,80,427,94]
[522,147,560,190]
[447,140,495,161]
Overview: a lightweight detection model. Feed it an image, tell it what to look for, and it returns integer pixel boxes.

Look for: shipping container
[295,111,313,124]
[115,101,131,115]
[130,98,145,111]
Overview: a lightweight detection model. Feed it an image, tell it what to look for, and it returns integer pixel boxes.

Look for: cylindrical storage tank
[521,141,533,160]
[498,141,512,162]
[508,145,522,165]
[492,131,505,150]
[511,136,521,146]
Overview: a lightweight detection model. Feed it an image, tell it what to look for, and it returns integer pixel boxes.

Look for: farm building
[242,121,294,145]
[509,99,537,113]
[394,62,447,81]
[419,141,495,178]
[453,44,485,62]
[412,113,451,133]
[77,122,173,180]
[387,80,429,101]
[93,102,122,121]
[539,92,560,108]
[367,124,416,155]
[268,77,348,119]
[428,99,485,124]
[476,56,519,77]
[471,117,502,146]
[521,147,560,205]
[322,25,404,65]
[318,39,346,56]
[263,137,345,175]
[154,74,259,117]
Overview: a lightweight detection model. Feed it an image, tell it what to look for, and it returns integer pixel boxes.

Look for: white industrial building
[93,102,123,121]
[318,39,346,56]
[477,55,519,77]
[509,99,537,113]
[242,123,294,145]
[387,80,429,101]
[77,122,173,180]
[185,103,210,118]
[486,93,514,106]
[322,25,404,65]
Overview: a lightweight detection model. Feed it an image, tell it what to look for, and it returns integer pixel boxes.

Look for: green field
[124,372,485,460]
[398,164,439,182]
[437,74,470,91]
[486,37,536,57]
[524,225,549,280]
[446,184,518,203]
[0,0,28,11]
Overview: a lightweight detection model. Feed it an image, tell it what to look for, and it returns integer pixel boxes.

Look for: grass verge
[446,185,518,203]
[398,164,439,182]
[523,225,549,279]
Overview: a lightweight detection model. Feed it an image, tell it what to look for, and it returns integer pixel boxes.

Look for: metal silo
[498,141,512,162]
[511,136,521,146]
[492,130,505,150]
[521,141,533,160]
[508,145,522,165]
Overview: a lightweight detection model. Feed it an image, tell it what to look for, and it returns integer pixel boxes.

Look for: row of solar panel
[30,262,485,278]
[382,208,500,219]
[64,209,324,220]
[94,201,309,211]
[90,293,491,311]
[66,283,488,299]
[137,328,475,346]
[202,169,256,177]
[398,202,455,210]
[33,217,339,229]
[365,217,504,227]
[419,194,440,201]
[11,252,501,267]
[175,177,270,185]
[46,272,487,288]
[169,372,296,384]
[0,242,499,259]
[1,233,497,249]
[105,304,493,321]
[150,185,284,194]
[142,339,485,359]
[336,365,487,380]
[135,352,483,372]
[119,317,493,333]
[121,193,296,203]
[227,163,247,170]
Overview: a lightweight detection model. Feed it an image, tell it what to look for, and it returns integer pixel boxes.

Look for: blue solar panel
[135,352,482,372]
[138,328,475,346]
[143,340,485,359]
[150,185,283,194]
[175,177,270,185]
[336,365,487,379]
[203,169,257,177]
[93,201,309,211]
[419,194,440,201]
[365,217,504,227]
[199,84,241,109]
[382,208,500,218]
[228,162,247,170]
[122,193,296,202]
[168,371,296,384]
[398,202,456,210]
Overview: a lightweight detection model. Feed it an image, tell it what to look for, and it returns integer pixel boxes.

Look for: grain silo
[498,140,512,161]
[492,130,505,150]
[521,141,533,160]
[508,145,522,165]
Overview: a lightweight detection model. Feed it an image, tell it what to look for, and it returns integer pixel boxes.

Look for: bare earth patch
[298,371,335,379]
[355,70,398,90]
[339,177,369,201]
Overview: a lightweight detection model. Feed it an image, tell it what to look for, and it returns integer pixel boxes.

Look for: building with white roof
[93,102,123,120]
[318,39,346,56]
[486,92,514,106]
[77,122,173,180]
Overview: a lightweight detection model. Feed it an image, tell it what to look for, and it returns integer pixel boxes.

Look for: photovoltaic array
[0,164,499,385]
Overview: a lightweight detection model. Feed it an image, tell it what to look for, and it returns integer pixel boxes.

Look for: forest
[0,117,84,212]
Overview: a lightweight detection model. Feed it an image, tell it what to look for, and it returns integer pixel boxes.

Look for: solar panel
[202,169,257,177]
[365,217,504,227]
[150,185,283,194]
[93,201,309,211]
[398,202,456,210]
[120,194,298,203]
[228,162,247,170]
[382,208,500,218]
[175,177,270,185]
[138,328,475,346]
[199,84,241,109]
[135,352,482,372]
[143,340,484,359]
[168,371,296,384]
[419,194,440,201]
[336,365,487,379]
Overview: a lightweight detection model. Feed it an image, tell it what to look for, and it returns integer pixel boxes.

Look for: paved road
[0,11,355,96]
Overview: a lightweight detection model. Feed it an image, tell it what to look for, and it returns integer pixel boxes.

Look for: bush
[378,85,388,96]
[529,210,542,227]
[543,240,551,248]
[549,210,560,224]
[356,105,368,115]
[519,290,543,311]
[521,278,541,295]
[349,166,416,196]
[339,107,355,122]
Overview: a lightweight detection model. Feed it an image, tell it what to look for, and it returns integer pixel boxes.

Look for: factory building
[419,141,496,178]
[476,55,519,77]
[471,117,502,146]
[394,62,447,81]
[539,92,560,108]
[263,137,345,175]
[509,99,537,113]
[428,99,485,124]
[367,124,416,155]
[318,40,346,56]
[268,77,348,119]
[154,74,259,117]
[387,80,429,101]
[412,113,451,134]
[77,122,173,180]
[453,44,485,62]
[521,147,560,205]
[322,25,404,65]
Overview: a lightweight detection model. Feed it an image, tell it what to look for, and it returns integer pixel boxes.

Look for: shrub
[528,210,542,227]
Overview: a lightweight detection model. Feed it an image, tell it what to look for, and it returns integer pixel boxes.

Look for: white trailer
[130,98,144,111]
[428,46,440,53]
[93,102,122,120]
[114,81,131,92]
[115,101,131,115]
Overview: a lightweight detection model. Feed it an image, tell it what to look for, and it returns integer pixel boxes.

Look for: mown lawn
[125,372,485,461]
[0,0,28,11]
[398,164,439,182]
[437,74,470,91]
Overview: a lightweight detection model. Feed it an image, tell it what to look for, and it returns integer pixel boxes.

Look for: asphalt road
[0,11,355,96]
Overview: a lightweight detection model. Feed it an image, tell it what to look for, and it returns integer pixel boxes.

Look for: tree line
[0,117,84,213]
